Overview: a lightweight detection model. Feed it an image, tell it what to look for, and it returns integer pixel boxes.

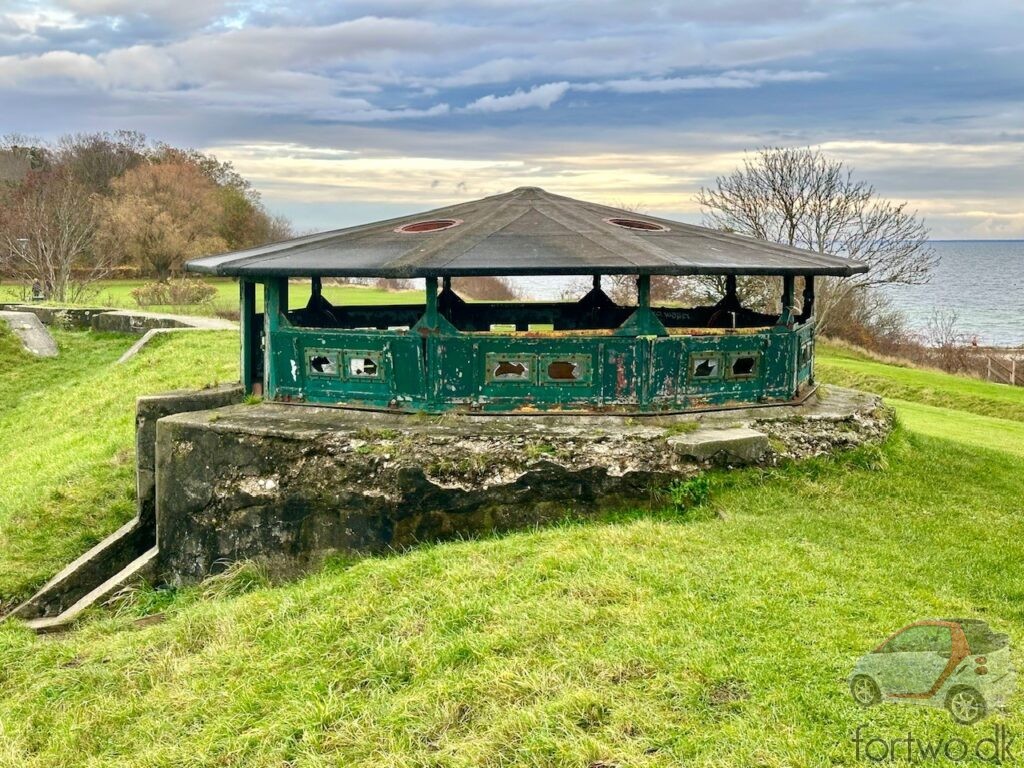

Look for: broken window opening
[731,355,757,377]
[308,353,338,375]
[546,360,581,381]
[493,360,530,380]
[349,357,379,377]
[691,357,719,378]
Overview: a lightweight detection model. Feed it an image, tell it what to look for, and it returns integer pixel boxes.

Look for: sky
[1,0,1023,238]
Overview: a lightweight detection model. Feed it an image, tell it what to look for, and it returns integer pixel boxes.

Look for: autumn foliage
[0,131,291,295]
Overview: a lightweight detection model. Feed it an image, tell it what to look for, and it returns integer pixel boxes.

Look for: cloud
[584,69,828,93]
[52,0,234,31]
[463,82,571,113]
[1,0,1022,237]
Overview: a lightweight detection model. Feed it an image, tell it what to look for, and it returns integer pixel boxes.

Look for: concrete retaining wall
[136,384,245,528]
[154,388,891,585]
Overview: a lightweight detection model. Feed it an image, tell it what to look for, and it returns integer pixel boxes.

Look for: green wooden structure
[188,187,866,414]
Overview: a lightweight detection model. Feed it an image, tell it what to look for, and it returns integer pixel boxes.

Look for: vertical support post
[637,274,651,309]
[778,275,795,326]
[442,276,452,293]
[311,275,322,300]
[615,273,666,337]
[424,276,439,327]
[1013,358,1017,386]
[240,279,257,394]
[988,357,993,382]
[593,274,601,290]
[799,276,815,322]
[264,277,287,399]
[721,273,740,311]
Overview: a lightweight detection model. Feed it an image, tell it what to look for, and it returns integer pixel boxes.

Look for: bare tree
[0,169,114,302]
[697,147,936,331]
[924,309,971,372]
[57,130,148,194]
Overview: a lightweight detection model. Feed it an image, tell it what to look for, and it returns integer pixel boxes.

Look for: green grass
[1,336,1023,765]
[887,398,1024,457]
[818,342,1024,422]
[0,278,422,317]
[0,328,238,606]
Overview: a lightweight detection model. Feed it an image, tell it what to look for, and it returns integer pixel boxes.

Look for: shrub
[452,275,520,301]
[666,474,711,512]
[131,278,217,306]
[374,277,414,291]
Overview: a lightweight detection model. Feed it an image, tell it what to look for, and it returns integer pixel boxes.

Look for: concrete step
[7,517,152,621]
[668,427,769,464]
[25,547,159,634]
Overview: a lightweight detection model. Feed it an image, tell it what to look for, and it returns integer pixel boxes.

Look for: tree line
[0,131,291,301]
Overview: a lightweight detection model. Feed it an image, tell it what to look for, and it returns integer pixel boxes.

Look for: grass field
[0,278,422,318]
[0,329,1023,766]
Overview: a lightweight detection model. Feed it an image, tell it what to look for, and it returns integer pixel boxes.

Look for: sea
[507,240,1024,349]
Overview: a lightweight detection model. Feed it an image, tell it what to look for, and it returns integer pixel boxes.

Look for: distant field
[0,278,423,317]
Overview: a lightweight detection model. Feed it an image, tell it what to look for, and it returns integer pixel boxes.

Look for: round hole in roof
[605,217,669,232]
[395,218,463,233]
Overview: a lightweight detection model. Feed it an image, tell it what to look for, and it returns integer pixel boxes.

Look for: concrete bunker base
[156,386,891,586]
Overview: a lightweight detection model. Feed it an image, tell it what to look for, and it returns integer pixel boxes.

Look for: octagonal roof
[186,186,868,278]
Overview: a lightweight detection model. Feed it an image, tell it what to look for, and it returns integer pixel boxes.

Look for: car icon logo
[850,619,1015,724]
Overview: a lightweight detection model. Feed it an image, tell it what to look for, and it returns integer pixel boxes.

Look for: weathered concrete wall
[155,387,891,585]
[0,304,237,334]
[0,304,109,330]
[3,383,247,626]
[137,384,245,529]
[0,311,58,357]
[92,310,236,334]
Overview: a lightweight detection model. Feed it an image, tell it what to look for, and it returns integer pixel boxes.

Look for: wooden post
[239,279,257,394]
[725,274,738,305]
[987,357,992,382]
[1012,358,1017,386]
[778,275,795,326]
[593,274,601,290]
[424,276,439,327]
[637,274,651,309]
[799,276,815,322]
[264,277,287,399]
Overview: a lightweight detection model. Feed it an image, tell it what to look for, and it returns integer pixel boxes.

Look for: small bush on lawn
[666,474,711,512]
[132,278,218,306]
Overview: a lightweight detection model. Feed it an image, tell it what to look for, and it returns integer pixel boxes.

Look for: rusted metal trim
[270,382,819,418]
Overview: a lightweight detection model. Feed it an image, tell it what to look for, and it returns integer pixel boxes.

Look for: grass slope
[0,337,1022,765]
[0,328,237,606]
[1,433,1022,767]
[818,342,1024,422]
